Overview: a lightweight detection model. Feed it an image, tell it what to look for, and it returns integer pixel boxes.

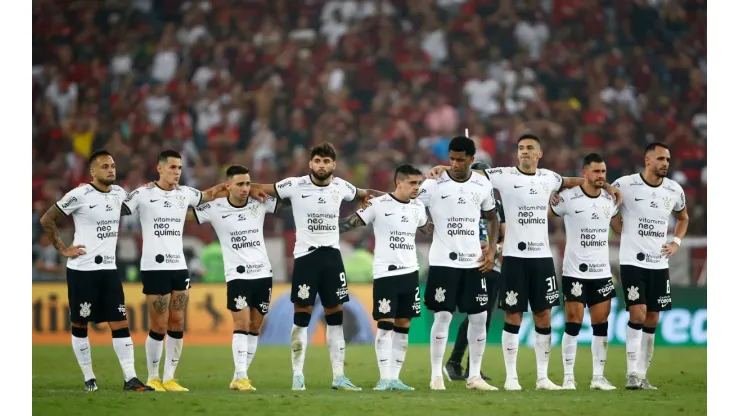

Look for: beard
[98,177,116,186]
[311,168,332,181]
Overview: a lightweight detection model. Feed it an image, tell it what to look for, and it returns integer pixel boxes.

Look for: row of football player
[38,134,687,392]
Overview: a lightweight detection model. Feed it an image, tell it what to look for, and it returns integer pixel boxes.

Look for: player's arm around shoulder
[339,198,375,233]
[257,176,296,201]
[189,200,215,224]
[121,186,147,216]
[416,199,434,235]
[550,187,569,218]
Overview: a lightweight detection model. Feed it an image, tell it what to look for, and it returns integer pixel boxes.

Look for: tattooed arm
[417,219,434,235]
[338,213,367,234]
[39,205,86,258]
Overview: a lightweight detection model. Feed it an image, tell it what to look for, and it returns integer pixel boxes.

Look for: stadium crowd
[32,0,706,281]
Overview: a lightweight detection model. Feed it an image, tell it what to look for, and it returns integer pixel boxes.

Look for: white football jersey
[122,184,202,270]
[355,194,427,278]
[55,184,127,271]
[485,167,563,258]
[274,175,357,258]
[193,196,277,282]
[551,186,618,279]
[612,173,686,269]
[417,171,496,269]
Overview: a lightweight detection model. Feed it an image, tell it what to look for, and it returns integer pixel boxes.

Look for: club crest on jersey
[471,193,481,204]
[662,197,672,210]
[378,298,391,314]
[234,296,248,310]
[505,291,518,306]
[79,302,91,318]
[571,282,583,297]
[331,189,340,202]
[540,182,550,193]
[413,209,419,223]
[176,195,186,208]
[249,203,260,218]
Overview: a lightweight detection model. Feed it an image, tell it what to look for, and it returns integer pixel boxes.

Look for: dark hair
[471,162,491,170]
[88,149,112,166]
[449,136,476,156]
[518,133,541,145]
[157,149,182,164]
[645,141,669,156]
[394,164,423,182]
[582,153,605,168]
[309,142,337,161]
[226,165,250,178]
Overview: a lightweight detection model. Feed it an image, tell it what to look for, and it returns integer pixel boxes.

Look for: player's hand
[249,187,269,202]
[661,242,680,258]
[606,184,622,207]
[61,245,86,258]
[360,194,374,209]
[478,244,494,272]
[551,192,560,206]
[426,165,448,179]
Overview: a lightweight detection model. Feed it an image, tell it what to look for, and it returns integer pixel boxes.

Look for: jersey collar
[639,173,663,188]
[88,182,111,193]
[227,196,249,208]
[580,186,600,199]
[389,193,410,204]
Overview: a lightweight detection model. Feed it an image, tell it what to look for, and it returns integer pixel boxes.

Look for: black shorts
[141,270,191,296]
[291,247,348,307]
[620,265,672,312]
[499,256,559,312]
[373,271,421,320]
[424,266,488,314]
[67,268,127,324]
[562,276,616,307]
[227,278,273,315]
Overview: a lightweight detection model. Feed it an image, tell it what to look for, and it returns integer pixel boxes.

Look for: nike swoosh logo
[441,195,450,199]
[385,213,394,216]
[575,210,584,214]
[635,198,644,201]
[435,336,445,340]
[514,185,524,188]
[222,214,232,218]
[150,199,159,203]
[302,195,311,198]
[125,344,133,347]
[89,205,97,209]
[477,338,486,342]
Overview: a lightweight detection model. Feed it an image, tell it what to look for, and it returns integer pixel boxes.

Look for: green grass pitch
[33,345,706,415]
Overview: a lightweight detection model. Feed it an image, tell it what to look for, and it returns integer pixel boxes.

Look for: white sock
[326,324,346,379]
[561,333,578,377]
[72,334,95,381]
[145,333,164,381]
[430,311,452,380]
[232,332,248,380]
[534,328,552,380]
[626,323,642,375]
[112,336,137,382]
[390,328,409,380]
[290,324,308,377]
[592,335,608,377]
[502,327,520,380]
[637,329,656,378]
[162,332,183,383]
[375,327,393,380]
[246,333,259,378]
[466,311,487,380]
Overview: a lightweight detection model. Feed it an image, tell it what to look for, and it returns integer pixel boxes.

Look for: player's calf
[532,309,560,390]
[562,302,585,389]
[291,310,311,390]
[325,309,361,391]
[374,320,394,390]
[390,319,414,391]
[71,324,96,389]
[501,314,522,391]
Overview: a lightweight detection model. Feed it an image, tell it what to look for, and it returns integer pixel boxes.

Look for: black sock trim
[233,330,248,335]
[535,326,552,335]
[564,322,581,337]
[643,326,656,334]
[393,326,410,334]
[627,321,643,331]
[325,311,343,326]
[248,331,259,336]
[294,312,311,327]
[167,330,183,339]
[148,330,165,341]
[71,327,88,338]
[592,322,608,337]
[503,323,520,334]
[377,321,394,331]
[111,328,130,338]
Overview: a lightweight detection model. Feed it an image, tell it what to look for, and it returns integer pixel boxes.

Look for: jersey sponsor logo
[517,205,546,225]
[598,281,615,297]
[153,217,183,237]
[105,205,113,212]
[94,255,115,265]
[306,213,337,232]
[457,197,466,204]
[657,295,672,308]
[636,217,667,238]
[388,230,415,251]
[60,196,78,209]
[318,197,326,204]
[517,241,545,252]
[155,253,182,264]
[229,229,262,249]
[636,252,662,264]
[277,180,292,189]
[446,216,477,237]
[124,190,139,203]
[96,219,120,240]
[579,227,607,248]
[196,203,210,211]
[400,215,409,223]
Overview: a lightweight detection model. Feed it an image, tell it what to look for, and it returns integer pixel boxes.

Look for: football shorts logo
[234,295,248,310]
[505,291,518,306]
[434,287,446,303]
[571,281,583,297]
[297,284,311,300]
[627,286,640,301]
[260,302,270,313]
[79,302,91,318]
[378,298,391,314]
[118,304,126,316]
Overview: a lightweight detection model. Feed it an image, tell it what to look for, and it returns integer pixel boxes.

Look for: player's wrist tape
[672,237,682,246]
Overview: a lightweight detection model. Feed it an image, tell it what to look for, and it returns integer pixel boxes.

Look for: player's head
[89,150,116,186]
[448,136,475,180]
[156,149,183,185]
[226,165,251,201]
[308,142,337,181]
[644,142,671,178]
[393,164,424,199]
[517,134,543,170]
[582,153,607,188]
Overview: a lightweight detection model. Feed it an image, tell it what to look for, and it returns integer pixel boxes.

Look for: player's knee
[394,318,410,328]
[293,311,311,328]
[232,317,249,332]
[592,322,608,337]
[503,322,520,334]
[532,310,551,327]
[71,326,88,338]
[108,320,129,331]
[149,320,167,334]
[434,311,453,325]
[564,322,581,337]
[628,306,647,324]
[504,312,523,326]
[325,310,343,326]
[377,320,394,331]
[248,320,262,334]
[644,312,660,327]
[167,316,185,331]
[468,311,487,326]
[323,304,343,315]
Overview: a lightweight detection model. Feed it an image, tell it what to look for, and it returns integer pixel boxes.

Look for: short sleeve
[484,167,504,189]
[121,187,143,215]
[417,179,435,207]
[55,188,85,216]
[416,204,428,227]
[674,186,686,212]
[192,202,213,224]
[612,176,625,189]
[481,187,495,212]
[611,201,620,217]
[497,202,506,224]
[548,170,563,192]
[185,186,203,207]
[355,200,376,225]
[264,195,278,213]
[339,179,358,201]
[550,192,567,217]
[274,177,299,200]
